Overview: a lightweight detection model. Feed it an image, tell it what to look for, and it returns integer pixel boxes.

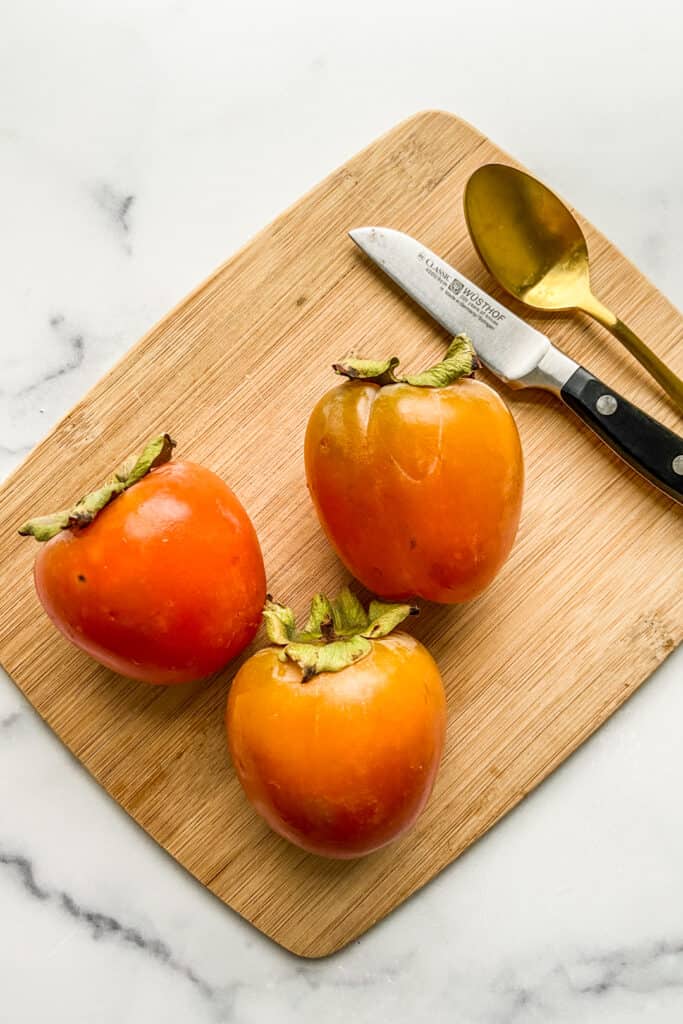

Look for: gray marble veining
[6,315,86,398]
[0,711,22,731]
[0,848,221,1005]
[92,183,135,252]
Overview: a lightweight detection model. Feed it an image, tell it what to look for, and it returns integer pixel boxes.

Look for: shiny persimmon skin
[34,461,266,684]
[227,633,446,858]
[305,379,524,603]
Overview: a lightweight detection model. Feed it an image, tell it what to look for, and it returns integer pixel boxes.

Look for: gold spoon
[464,163,683,414]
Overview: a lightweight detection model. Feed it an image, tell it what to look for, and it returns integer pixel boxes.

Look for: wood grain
[0,111,681,958]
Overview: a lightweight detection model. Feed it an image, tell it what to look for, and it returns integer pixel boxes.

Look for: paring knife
[349,227,683,506]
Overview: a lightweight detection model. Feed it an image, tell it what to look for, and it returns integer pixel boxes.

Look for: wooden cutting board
[0,111,681,958]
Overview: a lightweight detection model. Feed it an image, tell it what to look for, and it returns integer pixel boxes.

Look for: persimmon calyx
[333,333,478,388]
[19,433,176,542]
[263,587,418,681]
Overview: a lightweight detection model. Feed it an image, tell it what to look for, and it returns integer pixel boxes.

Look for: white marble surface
[1,1,682,1020]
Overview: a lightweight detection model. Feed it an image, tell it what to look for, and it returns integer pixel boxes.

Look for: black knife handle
[560,366,683,505]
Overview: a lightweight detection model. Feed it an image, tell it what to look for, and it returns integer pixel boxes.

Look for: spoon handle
[585,298,683,414]
[560,366,683,505]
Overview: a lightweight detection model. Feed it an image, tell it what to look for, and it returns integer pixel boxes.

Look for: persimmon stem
[19,433,176,542]
[263,588,418,681]
[334,333,478,388]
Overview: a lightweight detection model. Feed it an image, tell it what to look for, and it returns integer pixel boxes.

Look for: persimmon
[305,335,523,603]
[20,434,266,684]
[226,589,446,858]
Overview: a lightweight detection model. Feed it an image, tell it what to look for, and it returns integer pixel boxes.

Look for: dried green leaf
[263,599,297,645]
[121,433,176,487]
[284,635,372,682]
[364,600,419,639]
[331,587,369,635]
[19,433,176,542]
[303,593,335,638]
[17,510,71,542]
[333,334,477,390]
[333,356,400,386]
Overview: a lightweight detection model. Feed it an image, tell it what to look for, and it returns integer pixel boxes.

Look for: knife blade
[349,226,683,505]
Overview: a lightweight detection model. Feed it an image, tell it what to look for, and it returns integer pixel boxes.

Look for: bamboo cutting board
[0,112,681,958]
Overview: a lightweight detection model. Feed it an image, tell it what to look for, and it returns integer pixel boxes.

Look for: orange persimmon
[20,434,266,685]
[305,336,523,603]
[227,590,446,858]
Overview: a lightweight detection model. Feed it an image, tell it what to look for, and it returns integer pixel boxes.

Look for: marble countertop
[1,2,682,1021]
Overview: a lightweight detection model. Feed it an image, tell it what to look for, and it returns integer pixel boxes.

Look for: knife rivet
[673,455,683,476]
[596,394,617,416]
